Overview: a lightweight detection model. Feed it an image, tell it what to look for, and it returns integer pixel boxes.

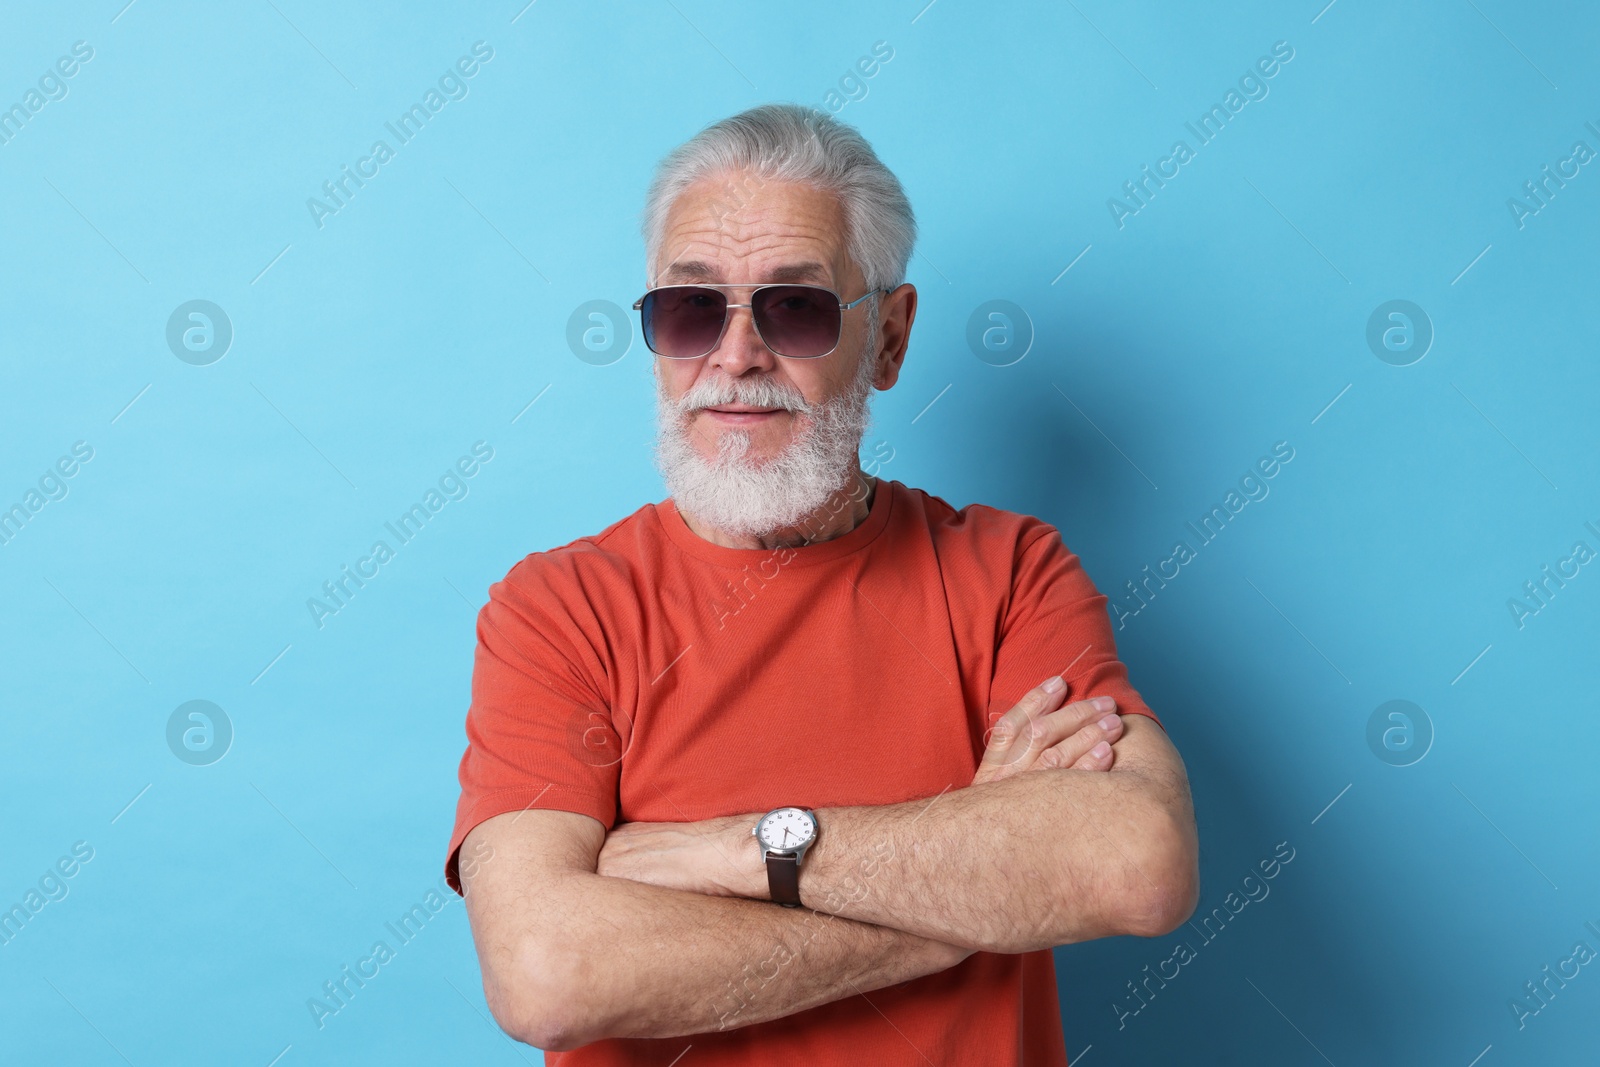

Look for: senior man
[446,103,1199,1065]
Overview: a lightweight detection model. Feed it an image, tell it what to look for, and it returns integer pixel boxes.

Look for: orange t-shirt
[446,477,1162,1066]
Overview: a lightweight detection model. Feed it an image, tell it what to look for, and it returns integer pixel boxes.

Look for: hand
[972,675,1125,786]
[596,813,765,898]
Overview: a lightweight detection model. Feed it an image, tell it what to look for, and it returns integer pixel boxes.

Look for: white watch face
[758,807,814,851]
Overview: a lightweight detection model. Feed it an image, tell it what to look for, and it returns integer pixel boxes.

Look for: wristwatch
[752,806,818,908]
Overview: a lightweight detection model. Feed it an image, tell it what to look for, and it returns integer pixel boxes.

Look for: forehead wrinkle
[656,227,848,288]
[661,259,834,286]
[668,218,839,258]
[655,183,851,286]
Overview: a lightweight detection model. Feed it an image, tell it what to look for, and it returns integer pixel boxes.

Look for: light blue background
[2,1,1597,1064]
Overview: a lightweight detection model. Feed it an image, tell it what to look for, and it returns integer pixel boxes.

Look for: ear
[872,284,917,390]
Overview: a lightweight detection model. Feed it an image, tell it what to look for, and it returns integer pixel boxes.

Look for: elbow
[1117,812,1201,939]
[505,1011,587,1055]
[484,940,596,1052]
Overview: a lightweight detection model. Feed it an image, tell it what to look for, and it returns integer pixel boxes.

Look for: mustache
[673,377,814,417]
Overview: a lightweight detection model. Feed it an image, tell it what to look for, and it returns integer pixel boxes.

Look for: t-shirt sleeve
[443,556,621,894]
[987,523,1164,733]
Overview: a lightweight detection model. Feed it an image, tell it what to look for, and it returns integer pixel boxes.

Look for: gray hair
[640,103,917,296]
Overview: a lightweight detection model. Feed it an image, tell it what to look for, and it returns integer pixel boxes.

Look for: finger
[986,693,1117,777]
[979,676,1070,772]
[1069,739,1116,771]
[1036,712,1123,771]
[980,677,1066,770]
[1014,696,1118,768]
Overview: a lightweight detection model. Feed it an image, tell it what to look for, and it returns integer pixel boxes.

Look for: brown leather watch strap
[766,852,801,908]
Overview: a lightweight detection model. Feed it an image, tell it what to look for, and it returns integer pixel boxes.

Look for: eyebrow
[657,260,834,286]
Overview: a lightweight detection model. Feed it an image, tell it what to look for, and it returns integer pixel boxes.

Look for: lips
[701,406,787,427]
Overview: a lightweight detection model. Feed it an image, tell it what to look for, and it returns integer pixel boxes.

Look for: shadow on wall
[946,369,1396,1059]
[1049,632,1391,1061]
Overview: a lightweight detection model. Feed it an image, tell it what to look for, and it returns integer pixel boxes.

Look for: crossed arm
[460,678,1199,1051]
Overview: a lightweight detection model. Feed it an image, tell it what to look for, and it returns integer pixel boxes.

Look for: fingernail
[1092,741,1111,759]
[1098,714,1118,732]
[1092,696,1115,712]
[1043,676,1065,693]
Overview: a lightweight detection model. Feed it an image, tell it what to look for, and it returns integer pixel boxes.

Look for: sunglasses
[632,283,889,359]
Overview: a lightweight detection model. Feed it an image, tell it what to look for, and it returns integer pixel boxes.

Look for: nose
[706,301,778,378]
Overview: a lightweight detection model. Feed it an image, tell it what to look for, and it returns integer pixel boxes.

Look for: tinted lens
[753,286,841,357]
[643,286,727,358]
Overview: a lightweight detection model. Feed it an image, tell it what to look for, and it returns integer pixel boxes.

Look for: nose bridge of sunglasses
[720,299,766,342]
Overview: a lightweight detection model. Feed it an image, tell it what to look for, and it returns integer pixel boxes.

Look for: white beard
[653,332,879,541]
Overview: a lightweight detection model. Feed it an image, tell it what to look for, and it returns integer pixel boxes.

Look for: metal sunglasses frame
[631,282,890,359]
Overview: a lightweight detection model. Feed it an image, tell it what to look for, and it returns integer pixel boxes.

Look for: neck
[678,467,878,550]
